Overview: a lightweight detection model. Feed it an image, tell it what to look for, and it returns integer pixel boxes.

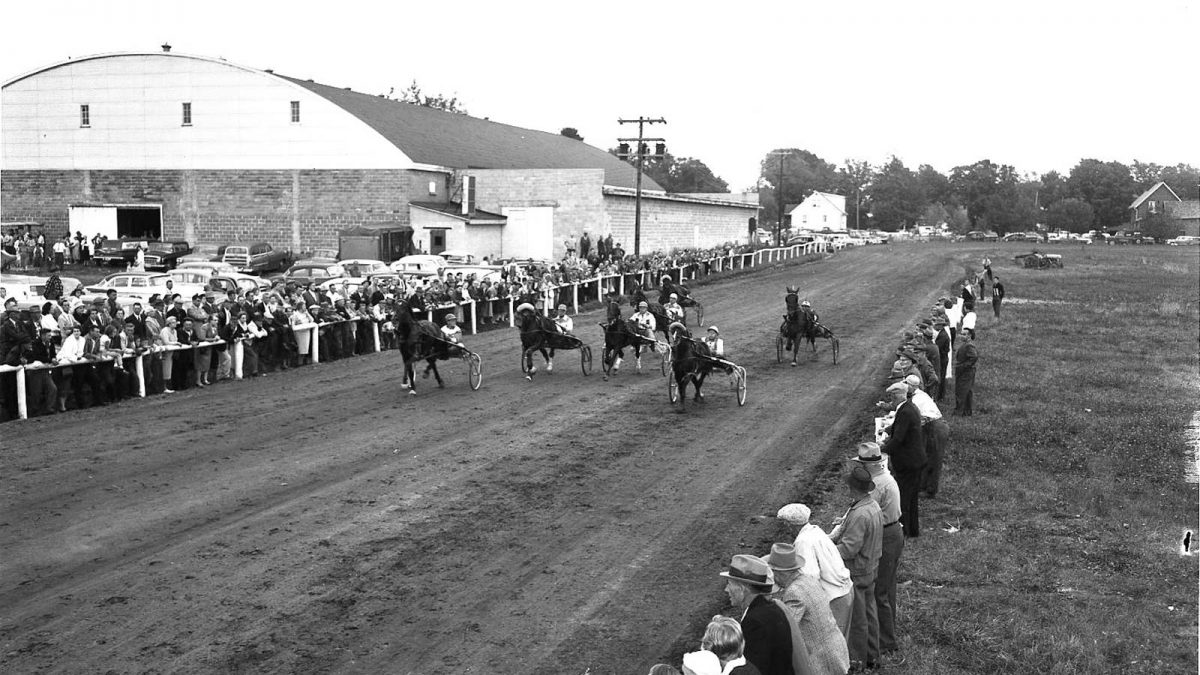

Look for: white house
[788,191,847,232]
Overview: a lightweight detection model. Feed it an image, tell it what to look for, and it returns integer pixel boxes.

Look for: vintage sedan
[143,241,192,270]
[284,261,345,287]
[80,272,183,307]
[175,260,238,276]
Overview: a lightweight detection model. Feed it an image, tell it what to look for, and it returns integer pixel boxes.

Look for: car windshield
[148,243,174,253]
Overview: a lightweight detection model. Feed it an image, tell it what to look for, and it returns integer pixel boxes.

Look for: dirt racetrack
[2,244,970,674]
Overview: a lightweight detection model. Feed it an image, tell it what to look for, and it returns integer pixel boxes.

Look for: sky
[2,0,1197,191]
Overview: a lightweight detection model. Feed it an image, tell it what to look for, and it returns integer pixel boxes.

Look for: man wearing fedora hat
[882,380,927,538]
[764,543,850,675]
[830,464,884,671]
[854,442,904,657]
[720,554,796,675]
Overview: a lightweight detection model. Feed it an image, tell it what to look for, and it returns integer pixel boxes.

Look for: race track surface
[1,244,967,674]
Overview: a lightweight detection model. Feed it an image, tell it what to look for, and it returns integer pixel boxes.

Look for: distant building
[1128,181,1200,236]
[788,191,847,232]
[2,50,754,259]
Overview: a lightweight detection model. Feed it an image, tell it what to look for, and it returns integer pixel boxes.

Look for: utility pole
[617,117,666,256]
[767,150,791,247]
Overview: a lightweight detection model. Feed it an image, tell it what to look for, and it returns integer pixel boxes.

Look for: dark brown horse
[668,322,713,408]
[394,298,446,394]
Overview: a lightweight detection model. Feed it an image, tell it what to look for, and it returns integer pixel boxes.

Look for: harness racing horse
[668,322,714,408]
[394,298,448,395]
[600,318,666,379]
[516,305,558,379]
[778,308,811,366]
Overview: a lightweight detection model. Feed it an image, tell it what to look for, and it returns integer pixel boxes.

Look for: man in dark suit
[721,554,795,675]
[934,319,951,401]
[27,328,61,414]
[1,305,34,420]
[125,302,150,341]
[81,325,112,405]
[881,381,927,538]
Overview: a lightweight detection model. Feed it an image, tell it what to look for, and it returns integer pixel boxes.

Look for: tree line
[756,151,1199,236]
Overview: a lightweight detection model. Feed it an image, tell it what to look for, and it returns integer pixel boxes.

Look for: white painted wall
[790,192,847,232]
[2,53,414,170]
[68,205,117,241]
[501,207,553,260]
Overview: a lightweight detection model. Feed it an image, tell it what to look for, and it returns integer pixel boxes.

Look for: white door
[501,207,553,260]
[68,206,118,243]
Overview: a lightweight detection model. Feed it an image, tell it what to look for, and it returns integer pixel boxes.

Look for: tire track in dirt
[0,244,973,674]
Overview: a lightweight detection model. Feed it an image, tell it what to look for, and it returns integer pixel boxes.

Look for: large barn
[1,49,756,261]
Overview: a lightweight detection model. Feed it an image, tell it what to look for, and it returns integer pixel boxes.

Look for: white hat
[776,503,811,526]
[681,650,722,675]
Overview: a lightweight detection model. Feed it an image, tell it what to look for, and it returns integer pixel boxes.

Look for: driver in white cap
[552,304,573,335]
[703,325,724,356]
[663,293,684,323]
[631,300,657,346]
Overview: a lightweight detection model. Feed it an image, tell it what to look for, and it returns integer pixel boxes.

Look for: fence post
[572,283,579,314]
[312,325,321,365]
[618,273,625,296]
[508,297,515,328]
[233,341,244,379]
[137,355,147,396]
[16,367,28,420]
[373,321,381,352]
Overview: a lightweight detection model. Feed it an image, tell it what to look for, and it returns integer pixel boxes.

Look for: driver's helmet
[660,275,672,283]
[638,301,648,309]
[786,285,798,294]
[801,300,811,308]
[669,293,678,300]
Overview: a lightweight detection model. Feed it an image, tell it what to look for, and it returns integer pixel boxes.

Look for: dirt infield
[1,244,968,674]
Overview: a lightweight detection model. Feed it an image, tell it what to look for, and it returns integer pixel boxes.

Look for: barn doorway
[117,206,162,239]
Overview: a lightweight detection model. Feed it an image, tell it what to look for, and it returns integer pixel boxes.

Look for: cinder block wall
[470,168,606,260]
[1,168,417,250]
[604,194,753,255]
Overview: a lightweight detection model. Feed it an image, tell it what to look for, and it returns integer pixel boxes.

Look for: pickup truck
[222,242,291,275]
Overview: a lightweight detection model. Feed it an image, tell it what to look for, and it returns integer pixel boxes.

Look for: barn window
[428,180,437,196]
[181,102,192,126]
[80,104,90,127]
[290,100,300,123]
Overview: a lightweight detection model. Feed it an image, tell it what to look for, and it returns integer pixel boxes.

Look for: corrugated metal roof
[280,75,659,191]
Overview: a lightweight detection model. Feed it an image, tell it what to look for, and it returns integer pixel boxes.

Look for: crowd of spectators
[648,266,990,675]
[1,241,772,421]
[3,226,101,271]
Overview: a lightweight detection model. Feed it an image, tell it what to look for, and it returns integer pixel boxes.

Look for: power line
[617,117,666,256]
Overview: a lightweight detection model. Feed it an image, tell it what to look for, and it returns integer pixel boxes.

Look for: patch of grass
[884,246,1200,674]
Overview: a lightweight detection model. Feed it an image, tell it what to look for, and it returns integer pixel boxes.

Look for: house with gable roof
[787,191,847,232]
[2,49,755,260]
[1127,181,1199,236]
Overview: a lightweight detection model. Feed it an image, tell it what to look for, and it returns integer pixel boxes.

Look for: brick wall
[1,169,414,250]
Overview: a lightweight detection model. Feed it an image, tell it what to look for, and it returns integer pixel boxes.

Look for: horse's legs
[523,346,536,379]
[547,347,555,372]
[694,371,707,401]
[428,359,444,388]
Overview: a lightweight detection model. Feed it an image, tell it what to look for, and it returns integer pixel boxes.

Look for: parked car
[175,260,238,276]
[143,240,192,270]
[1002,232,1031,242]
[80,271,176,307]
[338,259,390,278]
[222,242,292,275]
[284,261,345,287]
[168,270,269,298]
[389,254,447,275]
[438,249,477,265]
[1167,235,1200,246]
[93,239,149,266]
[1,274,84,309]
[307,248,340,263]
[177,244,226,265]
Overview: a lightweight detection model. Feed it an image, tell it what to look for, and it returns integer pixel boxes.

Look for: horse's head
[668,321,690,345]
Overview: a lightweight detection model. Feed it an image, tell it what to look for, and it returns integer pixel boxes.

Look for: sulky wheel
[580,345,593,375]
[734,366,747,406]
[668,373,679,403]
[830,337,840,365]
[776,334,784,363]
[467,353,483,390]
[660,342,671,377]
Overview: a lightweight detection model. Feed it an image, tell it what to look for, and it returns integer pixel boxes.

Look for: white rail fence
[1,241,829,419]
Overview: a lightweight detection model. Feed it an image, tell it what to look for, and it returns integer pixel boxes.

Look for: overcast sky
[3,0,1197,191]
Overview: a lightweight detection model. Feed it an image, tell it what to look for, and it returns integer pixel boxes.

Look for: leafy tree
[398,79,468,114]
[1158,163,1200,200]
[1138,212,1183,241]
[870,156,924,231]
[917,164,952,207]
[757,149,840,228]
[560,127,584,141]
[1044,198,1095,234]
[946,205,972,234]
[1035,170,1068,210]
[642,153,730,193]
[833,160,873,229]
[949,159,1021,232]
[1065,159,1136,230]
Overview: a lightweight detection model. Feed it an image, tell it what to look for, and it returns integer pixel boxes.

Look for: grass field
[851,244,1200,674]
